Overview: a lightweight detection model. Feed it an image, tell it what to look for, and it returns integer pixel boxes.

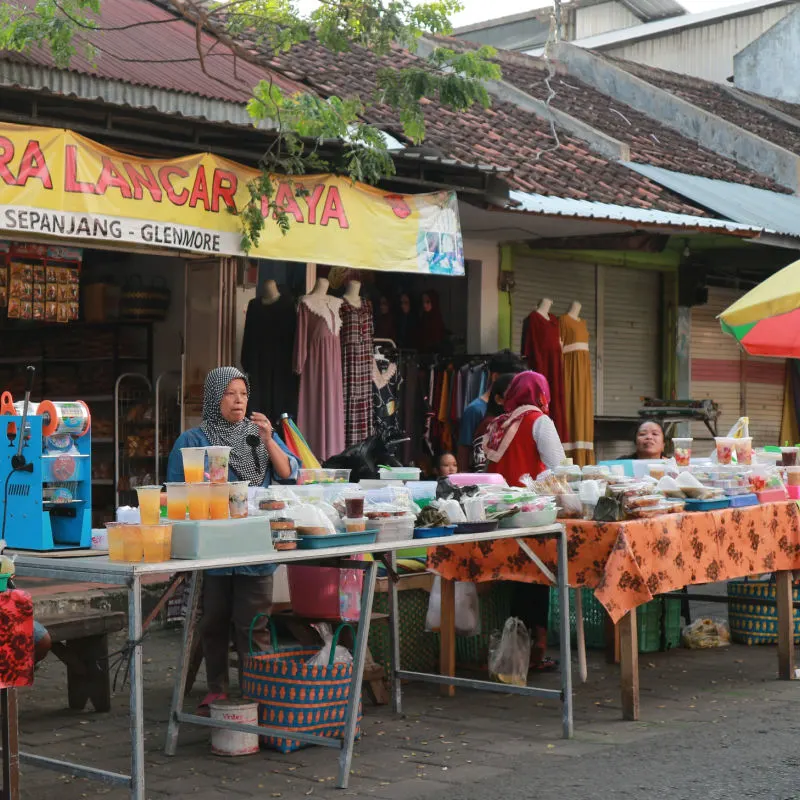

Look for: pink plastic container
[447,472,508,487]
[788,485,800,500]
[286,565,363,621]
[757,488,788,504]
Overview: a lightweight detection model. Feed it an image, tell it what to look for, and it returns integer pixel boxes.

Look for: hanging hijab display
[200,366,269,486]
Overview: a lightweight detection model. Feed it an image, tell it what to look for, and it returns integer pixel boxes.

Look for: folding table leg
[165,571,203,756]
[337,560,378,789]
[1,689,19,800]
[556,528,574,739]
[129,574,145,800]
[619,608,639,721]
[387,552,403,714]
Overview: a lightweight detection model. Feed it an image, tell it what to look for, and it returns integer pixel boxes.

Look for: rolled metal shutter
[690,287,784,446]
[600,266,661,417]
[511,255,597,405]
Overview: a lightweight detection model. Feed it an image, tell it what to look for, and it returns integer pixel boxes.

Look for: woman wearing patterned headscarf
[483,371,565,673]
[167,366,298,714]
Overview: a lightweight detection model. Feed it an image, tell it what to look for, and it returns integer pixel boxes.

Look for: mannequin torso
[343,280,362,308]
[567,301,581,320]
[261,279,280,305]
[536,298,553,320]
[309,277,330,296]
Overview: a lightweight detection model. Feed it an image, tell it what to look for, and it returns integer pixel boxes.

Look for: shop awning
[0,123,464,275]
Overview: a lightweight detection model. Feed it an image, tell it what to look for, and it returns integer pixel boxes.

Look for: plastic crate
[369,586,437,673]
[728,579,800,645]
[548,587,682,653]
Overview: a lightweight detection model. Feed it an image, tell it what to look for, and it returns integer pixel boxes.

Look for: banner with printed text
[0,123,464,275]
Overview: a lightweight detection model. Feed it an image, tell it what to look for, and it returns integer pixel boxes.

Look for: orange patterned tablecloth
[427,501,800,623]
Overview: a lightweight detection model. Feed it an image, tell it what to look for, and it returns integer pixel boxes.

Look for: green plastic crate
[369,587,437,673]
[548,587,682,653]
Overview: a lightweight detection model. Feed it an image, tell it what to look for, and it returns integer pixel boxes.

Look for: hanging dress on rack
[293,295,345,462]
[522,311,569,444]
[240,295,299,420]
[341,300,374,447]
[559,313,594,466]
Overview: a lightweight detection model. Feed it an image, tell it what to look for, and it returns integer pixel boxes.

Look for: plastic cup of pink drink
[673,438,692,468]
[715,437,735,465]
[734,437,753,466]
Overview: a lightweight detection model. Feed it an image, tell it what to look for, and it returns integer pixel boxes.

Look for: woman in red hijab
[483,371,566,671]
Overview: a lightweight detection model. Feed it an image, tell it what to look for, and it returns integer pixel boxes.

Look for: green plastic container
[0,574,11,592]
[548,587,682,653]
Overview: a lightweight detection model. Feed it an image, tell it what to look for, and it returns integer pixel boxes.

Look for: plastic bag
[681,617,731,649]
[306,623,354,666]
[424,577,480,636]
[290,504,336,535]
[488,617,531,687]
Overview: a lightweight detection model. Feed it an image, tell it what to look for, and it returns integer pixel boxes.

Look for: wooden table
[429,502,800,721]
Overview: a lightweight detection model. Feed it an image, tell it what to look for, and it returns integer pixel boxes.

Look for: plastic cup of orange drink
[141,523,173,563]
[165,482,188,521]
[209,483,230,520]
[136,485,162,525]
[188,483,211,521]
[181,447,206,483]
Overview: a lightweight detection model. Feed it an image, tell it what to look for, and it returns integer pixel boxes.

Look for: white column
[464,240,500,353]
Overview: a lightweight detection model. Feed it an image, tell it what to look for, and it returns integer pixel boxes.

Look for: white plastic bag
[488,617,531,687]
[306,623,354,667]
[425,577,480,636]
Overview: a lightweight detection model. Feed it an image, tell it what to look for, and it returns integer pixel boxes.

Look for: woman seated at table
[166,366,299,714]
[483,371,565,671]
[624,420,666,460]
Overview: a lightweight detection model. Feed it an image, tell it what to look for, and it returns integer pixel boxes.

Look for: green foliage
[0,0,499,243]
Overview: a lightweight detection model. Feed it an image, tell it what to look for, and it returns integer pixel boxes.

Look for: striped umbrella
[279,414,321,469]
[719,259,800,357]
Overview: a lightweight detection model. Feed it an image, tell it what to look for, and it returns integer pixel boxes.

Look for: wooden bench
[39,611,126,713]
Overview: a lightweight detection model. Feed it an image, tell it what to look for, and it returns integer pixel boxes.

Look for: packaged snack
[0,268,7,287]
[32,283,44,302]
[45,301,57,321]
[9,278,23,298]
[20,301,31,320]
[57,283,69,302]
[57,303,70,323]
[7,298,20,318]
[33,265,45,283]
[0,287,6,307]
[45,283,57,300]
[45,266,57,283]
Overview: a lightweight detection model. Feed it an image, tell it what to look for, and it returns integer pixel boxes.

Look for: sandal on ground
[196,691,227,717]
[529,656,558,673]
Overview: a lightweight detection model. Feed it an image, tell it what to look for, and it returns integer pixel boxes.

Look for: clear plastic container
[229,481,249,519]
[207,446,231,484]
[780,446,798,467]
[373,515,415,543]
[181,447,206,483]
[105,522,124,560]
[188,483,211,521]
[297,468,351,485]
[787,466,800,487]
[166,482,188,521]
[344,495,365,518]
[209,483,230,520]
[378,467,421,482]
[648,463,666,480]
[136,485,162,525]
[344,517,368,532]
[141,523,173,563]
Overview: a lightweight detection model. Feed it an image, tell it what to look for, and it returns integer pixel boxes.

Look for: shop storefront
[0,122,468,520]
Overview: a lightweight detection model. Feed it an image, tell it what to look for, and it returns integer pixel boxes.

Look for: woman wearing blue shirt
[166,366,298,713]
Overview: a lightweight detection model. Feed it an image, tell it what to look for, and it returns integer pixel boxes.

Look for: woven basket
[728,579,800,645]
[241,616,361,753]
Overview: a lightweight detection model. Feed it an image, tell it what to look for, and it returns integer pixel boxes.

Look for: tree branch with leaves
[0,0,500,246]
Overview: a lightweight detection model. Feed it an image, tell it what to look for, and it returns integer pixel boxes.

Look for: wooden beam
[776,570,796,680]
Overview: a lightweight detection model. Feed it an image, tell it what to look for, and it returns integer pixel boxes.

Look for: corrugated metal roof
[2,0,304,103]
[623,162,800,237]
[0,61,259,125]
[526,0,792,52]
[509,189,764,233]
[618,0,686,20]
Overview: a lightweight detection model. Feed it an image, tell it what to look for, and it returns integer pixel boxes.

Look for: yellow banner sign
[0,123,464,275]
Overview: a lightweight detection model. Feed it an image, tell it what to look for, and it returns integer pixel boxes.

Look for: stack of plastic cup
[188,483,211,521]
[166,483,188,521]
[136,485,162,525]
[209,483,230,520]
